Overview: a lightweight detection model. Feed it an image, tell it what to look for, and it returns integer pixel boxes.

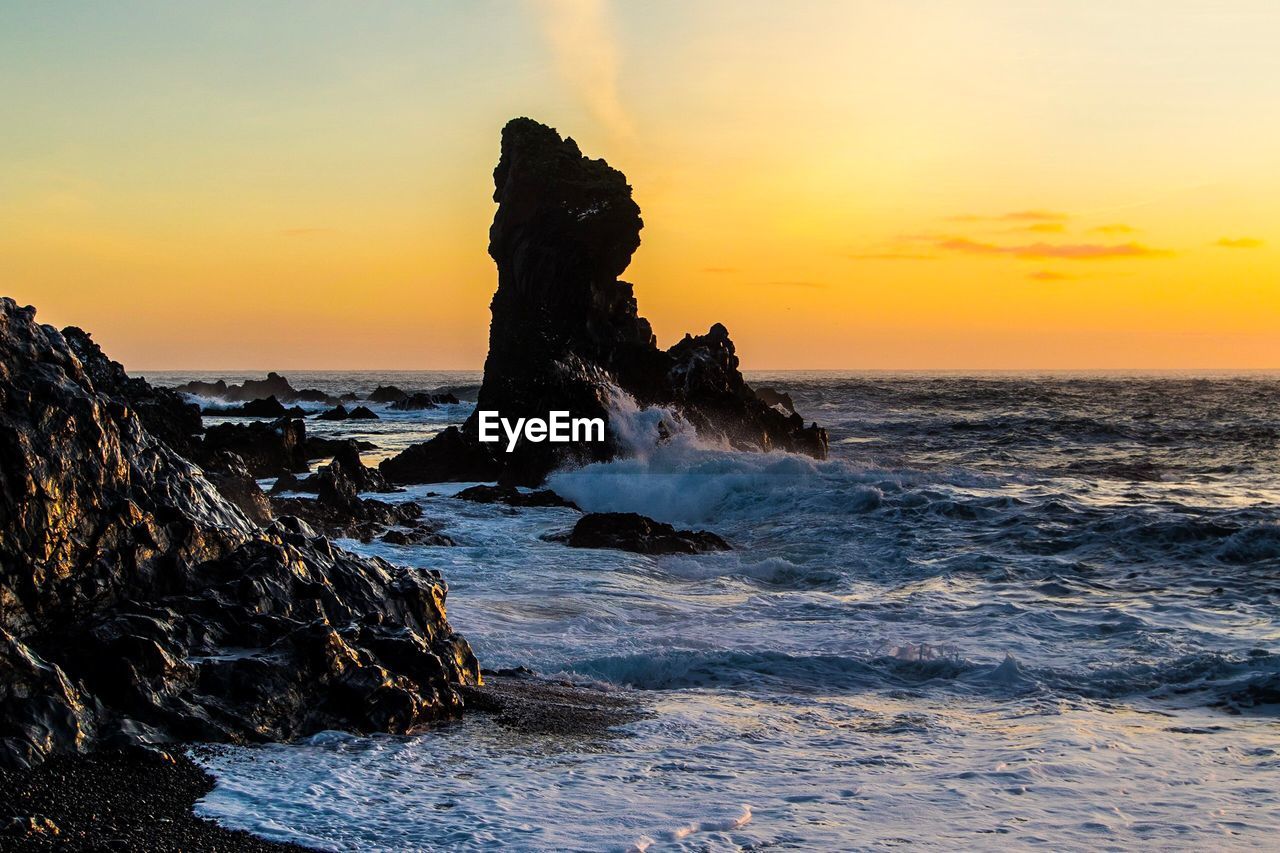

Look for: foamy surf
[171,371,1280,850]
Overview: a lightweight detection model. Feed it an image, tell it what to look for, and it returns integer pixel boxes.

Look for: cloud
[1018,222,1066,234]
[527,0,633,139]
[1002,210,1069,222]
[1215,237,1265,249]
[847,251,938,261]
[1028,270,1076,281]
[701,266,739,273]
[948,210,1069,223]
[1090,223,1137,235]
[936,237,1172,261]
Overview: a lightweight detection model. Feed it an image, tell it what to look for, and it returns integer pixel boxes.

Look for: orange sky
[2,1,1277,369]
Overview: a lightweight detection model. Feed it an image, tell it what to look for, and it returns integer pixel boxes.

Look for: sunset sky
[2,1,1278,369]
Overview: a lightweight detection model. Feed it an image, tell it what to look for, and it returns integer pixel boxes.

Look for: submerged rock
[455,484,578,510]
[317,404,379,421]
[389,392,461,411]
[0,298,478,769]
[382,118,827,486]
[568,512,731,555]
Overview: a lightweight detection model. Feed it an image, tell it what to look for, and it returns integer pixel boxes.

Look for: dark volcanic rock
[388,392,435,410]
[62,327,203,457]
[174,372,300,404]
[201,451,274,526]
[367,385,407,403]
[382,425,502,484]
[568,512,730,555]
[381,527,456,547]
[388,391,461,411]
[753,386,796,414]
[317,404,379,421]
[0,298,478,769]
[455,484,578,510]
[272,441,396,498]
[268,444,412,541]
[206,395,307,419]
[382,118,827,486]
[306,436,377,459]
[201,417,308,478]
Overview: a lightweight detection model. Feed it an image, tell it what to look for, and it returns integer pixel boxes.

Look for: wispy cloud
[1090,223,1137,235]
[948,209,1069,223]
[1215,236,1265,249]
[847,251,938,261]
[937,237,1172,260]
[702,266,739,273]
[527,0,633,139]
[1028,270,1077,281]
[1016,222,1066,234]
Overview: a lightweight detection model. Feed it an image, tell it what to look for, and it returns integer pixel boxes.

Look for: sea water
[144,371,1280,851]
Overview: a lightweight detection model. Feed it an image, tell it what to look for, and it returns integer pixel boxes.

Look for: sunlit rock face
[0,297,479,769]
[382,118,828,486]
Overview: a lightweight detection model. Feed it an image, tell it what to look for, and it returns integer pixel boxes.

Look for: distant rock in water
[206,395,307,418]
[390,391,460,411]
[318,404,380,421]
[368,385,408,403]
[0,298,478,769]
[382,118,827,486]
[172,373,339,406]
[568,512,730,555]
[455,484,578,510]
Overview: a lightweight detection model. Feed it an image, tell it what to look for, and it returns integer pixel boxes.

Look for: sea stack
[382,118,827,486]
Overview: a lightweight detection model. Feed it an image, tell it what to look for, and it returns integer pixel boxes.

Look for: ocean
[141,371,1280,851]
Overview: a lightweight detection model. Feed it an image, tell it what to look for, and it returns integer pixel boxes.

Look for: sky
[2,0,1278,370]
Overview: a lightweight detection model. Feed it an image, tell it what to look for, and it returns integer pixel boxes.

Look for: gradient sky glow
[3,1,1278,369]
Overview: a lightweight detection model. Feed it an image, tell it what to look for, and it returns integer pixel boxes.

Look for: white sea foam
[189,372,1280,850]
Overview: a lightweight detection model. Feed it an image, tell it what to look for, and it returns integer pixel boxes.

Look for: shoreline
[0,676,646,851]
[0,749,315,852]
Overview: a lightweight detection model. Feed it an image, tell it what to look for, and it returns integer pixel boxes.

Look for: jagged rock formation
[0,298,478,769]
[382,118,827,486]
[200,418,309,478]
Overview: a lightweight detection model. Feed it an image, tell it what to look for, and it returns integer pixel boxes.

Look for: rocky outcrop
[382,118,827,486]
[0,298,478,769]
[367,385,408,403]
[267,444,416,541]
[172,374,340,406]
[206,396,306,419]
[568,512,730,555]
[62,327,203,458]
[389,392,460,411]
[200,418,308,478]
[318,404,379,421]
[455,484,578,509]
[381,426,501,484]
